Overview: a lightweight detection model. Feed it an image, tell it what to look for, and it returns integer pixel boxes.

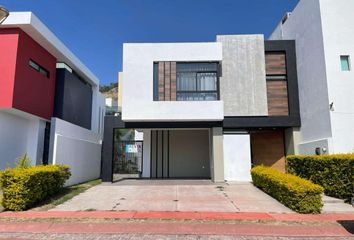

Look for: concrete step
[322,195,354,214]
[323,195,346,204]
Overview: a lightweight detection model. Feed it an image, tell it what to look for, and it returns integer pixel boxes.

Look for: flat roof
[0,12,99,86]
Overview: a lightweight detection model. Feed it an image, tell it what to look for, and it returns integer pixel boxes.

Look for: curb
[0,211,353,222]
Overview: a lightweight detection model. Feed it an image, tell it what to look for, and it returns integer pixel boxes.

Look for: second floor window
[29,59,50,78]
[176,63,219,101]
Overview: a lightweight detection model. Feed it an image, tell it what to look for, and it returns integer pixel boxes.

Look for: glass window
[29,59,50,78]
[29,60,39,71]
[176,62,219,101]
[197,72,217,91]
[340,56,350,71]
[39,68,49,78]
[177,72,197,91]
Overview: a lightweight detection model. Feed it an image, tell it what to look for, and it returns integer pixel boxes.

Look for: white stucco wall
[142,130,151,178]
[319,0,354,153]
[0,110,46,169]
[271,0,333,154]
[91,89,105,136]
[49,118,102,186]
[122,43,224,122]
[223,134,252,182]
[298,138,331,155]
[26,118,46,165]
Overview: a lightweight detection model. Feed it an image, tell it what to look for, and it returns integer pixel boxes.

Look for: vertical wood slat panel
[157,61,177,101]
[266,81,289,116]
[158,62,165,101]
[170,62,177,101]
[164,62,171,101]
[265,53,287,75]
[251,130,286,172]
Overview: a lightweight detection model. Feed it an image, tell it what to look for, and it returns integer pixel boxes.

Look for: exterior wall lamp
[0,6,9,24]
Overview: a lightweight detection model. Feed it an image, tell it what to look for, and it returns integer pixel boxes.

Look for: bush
[0,165,71,211]
[286,154,354,202]
[251,166,324,214]
[15,154,31,168]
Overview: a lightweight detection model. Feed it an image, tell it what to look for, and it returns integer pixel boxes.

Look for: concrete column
[142,130,151,178]
[210,127,224,182]
[284,127,300,155]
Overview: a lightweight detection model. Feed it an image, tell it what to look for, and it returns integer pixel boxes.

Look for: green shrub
[15,154,31,168]
[251,166,324,214]
[0,165,71,211]
[286,154,354,202]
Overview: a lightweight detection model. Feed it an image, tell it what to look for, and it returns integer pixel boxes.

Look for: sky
[0,0,299,85]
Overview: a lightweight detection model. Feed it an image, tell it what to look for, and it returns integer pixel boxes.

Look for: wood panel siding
[265,52,289,116]
[158,62,165,101]
[171,62,177,101]
[251,130,285,172]
[265,52,286,75]
[267,81,289,116]
[164,62,171,101]
[157,61,176,101]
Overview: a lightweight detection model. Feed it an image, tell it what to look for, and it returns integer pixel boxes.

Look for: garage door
[150,130,210,178]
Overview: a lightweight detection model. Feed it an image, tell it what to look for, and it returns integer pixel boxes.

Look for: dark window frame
[176,64,220,101]
[29,59,50,78]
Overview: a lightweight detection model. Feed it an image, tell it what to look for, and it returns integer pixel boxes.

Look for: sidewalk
[0,211,353,238]
[0,221,352,237]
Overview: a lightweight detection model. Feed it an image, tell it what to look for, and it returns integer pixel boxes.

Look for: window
[340,55,350,71]
[29,59,50,78]
[176,63,219,101]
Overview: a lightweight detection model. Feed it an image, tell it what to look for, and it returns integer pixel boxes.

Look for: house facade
[0,12,105,185]
[102,35,300,182]
[270,0,354,155]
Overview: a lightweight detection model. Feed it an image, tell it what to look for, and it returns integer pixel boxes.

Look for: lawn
[29,179,102,211]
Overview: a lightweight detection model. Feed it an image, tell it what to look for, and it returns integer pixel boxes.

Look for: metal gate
[113,141,143,174]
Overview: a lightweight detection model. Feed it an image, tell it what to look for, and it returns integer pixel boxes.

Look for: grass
[30,179,101,211]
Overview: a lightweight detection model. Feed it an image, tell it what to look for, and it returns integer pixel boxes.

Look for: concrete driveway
[53,180,293,213]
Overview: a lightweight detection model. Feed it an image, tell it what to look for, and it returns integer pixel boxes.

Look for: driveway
[53,180,293,213]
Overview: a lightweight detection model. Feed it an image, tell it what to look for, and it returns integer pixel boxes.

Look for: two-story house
[102,35,300,182]
[0,12,105,185]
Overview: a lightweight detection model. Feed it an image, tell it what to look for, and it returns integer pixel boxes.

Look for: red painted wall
[0,29,19,108]
[0,28,57,120]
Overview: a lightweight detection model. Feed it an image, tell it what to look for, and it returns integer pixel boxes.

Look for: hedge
[0,165,70,211]
[286,154,354,202]
[251,166,324,213]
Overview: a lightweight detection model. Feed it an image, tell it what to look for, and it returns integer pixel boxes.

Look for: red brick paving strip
[0,221,352,237]
[0,211,353,222]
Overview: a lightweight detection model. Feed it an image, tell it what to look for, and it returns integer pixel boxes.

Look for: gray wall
[217,35,268,116]
[54,69,93,129]
[151,130,210,178]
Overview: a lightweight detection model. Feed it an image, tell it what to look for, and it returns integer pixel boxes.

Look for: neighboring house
[0,12,105,185]
[105,97,118,115]
[270,0,354,154]
[102,35,300,182]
